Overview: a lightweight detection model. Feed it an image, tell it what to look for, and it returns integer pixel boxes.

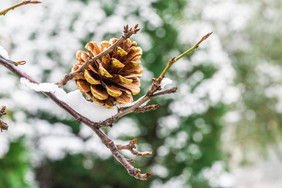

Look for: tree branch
[152,86,178,97]
[56,24,140,87]
[134,104,160,113]
[117,138,152,157]
[0,0,41,16]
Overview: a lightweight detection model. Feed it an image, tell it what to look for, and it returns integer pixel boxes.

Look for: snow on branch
[0,45,9,59]
[21,78,118,122]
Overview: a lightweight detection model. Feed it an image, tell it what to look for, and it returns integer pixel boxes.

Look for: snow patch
[161,78,173,89]
[0,45,9,59]
[20,78,118,122]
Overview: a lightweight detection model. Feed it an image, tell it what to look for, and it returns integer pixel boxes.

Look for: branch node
[135,170,152,180]
[169,57,176,65]
[76,117,82,123]
[126,158,135,163]
[117,138,152,157]
[107,140,113,147]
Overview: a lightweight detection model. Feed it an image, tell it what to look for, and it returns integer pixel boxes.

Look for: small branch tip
[15,60,26,66]
[0,106,8,132]
[0,0,42,16]
[203,32,213,40]
[130,138,137,145]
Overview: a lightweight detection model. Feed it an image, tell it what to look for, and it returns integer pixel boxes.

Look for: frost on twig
[0,106,8,132]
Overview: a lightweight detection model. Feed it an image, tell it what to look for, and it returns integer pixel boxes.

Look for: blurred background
[0,0,282,187]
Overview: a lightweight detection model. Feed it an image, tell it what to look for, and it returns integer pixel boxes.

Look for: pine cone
[72,38,143,108]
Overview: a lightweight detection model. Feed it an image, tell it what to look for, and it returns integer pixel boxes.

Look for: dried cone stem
[73,39,143,108]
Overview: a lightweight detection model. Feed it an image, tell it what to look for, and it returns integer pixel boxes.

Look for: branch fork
[117,138,152,157]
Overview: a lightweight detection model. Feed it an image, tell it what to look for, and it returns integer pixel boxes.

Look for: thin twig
[56,24,140,87]
[152,86,178,97]
[0,0,41,16]
[117,138,152,157]
[0,106,6,117]
[158,32,213,83]
[134,104,160,113]
[14,60,26,66]
[98,33,212,128]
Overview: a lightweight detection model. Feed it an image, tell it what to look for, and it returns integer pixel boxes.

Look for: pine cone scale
[84,69,101,85]
[90,85,108,100]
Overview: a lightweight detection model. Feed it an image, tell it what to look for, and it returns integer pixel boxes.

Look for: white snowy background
[0,0,282,187]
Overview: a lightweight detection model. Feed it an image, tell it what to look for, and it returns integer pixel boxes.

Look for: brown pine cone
[72,38,143,108]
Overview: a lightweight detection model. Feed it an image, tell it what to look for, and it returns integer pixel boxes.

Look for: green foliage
[0,137,31,188]
[36,154,151,188]
[230,1,282,156]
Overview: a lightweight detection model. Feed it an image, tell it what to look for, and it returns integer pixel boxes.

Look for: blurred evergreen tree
[0,0,230,187]
[226,0,282,160]
[0,137,32,188]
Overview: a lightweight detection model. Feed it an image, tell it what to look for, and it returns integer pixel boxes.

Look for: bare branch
[152,86,177,97]
[99,135,152,180]
[56,24,140,87]
[0,0,41,16]
[134,104,160,113]
[117,138,152,157]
